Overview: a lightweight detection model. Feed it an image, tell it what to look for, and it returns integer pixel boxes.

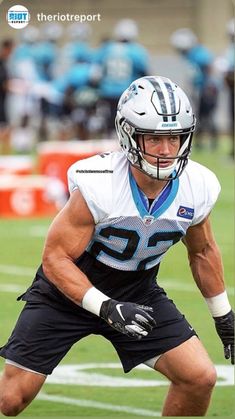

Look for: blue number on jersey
[89,226,183,270]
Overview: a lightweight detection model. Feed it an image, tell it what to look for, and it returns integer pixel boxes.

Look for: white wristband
[82,286,110,316]
[205,291,231,317]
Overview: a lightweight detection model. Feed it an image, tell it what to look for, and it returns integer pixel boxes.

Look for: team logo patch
[143,215,155,226]
[177,206,194,220]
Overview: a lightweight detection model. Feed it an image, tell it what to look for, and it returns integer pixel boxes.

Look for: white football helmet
[113,19,138,42]
[227,18,235,40]
[170,28,198,52]
[115,76,196,180]
[41,23,63,42]
[20,26,40,44]
[67,22,92,41]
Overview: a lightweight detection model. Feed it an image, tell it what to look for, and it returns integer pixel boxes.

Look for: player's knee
[0,392,24,416]
[196,364,216,390]
[184,364,217,394]
[205,368,217,391]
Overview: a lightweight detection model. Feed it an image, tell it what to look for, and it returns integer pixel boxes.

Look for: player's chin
[159,164,172,169]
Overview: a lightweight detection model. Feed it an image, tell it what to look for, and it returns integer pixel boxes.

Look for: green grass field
[0,137,234,417]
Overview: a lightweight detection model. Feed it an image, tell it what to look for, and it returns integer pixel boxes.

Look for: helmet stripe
[147,77,168,120]
[157,77,173,115]
[164,82,176,114]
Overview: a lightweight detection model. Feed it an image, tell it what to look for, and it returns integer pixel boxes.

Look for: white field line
[29,226,49,237]
[45,363,233,387]
[0,284,26,293]
[0,264,234,295]
[0,226,48,238]
[160,280,234,295]
[0,265,35,276]
[37,393,161,417]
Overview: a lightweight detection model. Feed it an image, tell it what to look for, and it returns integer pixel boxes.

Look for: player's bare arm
[42,189,95,304]
[182,216,225,297]
[183,216,234,364]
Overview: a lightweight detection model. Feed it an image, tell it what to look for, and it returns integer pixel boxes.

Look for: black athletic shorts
[0,253,197,375]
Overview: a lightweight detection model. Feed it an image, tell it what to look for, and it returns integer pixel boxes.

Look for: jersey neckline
[128,168,179,219]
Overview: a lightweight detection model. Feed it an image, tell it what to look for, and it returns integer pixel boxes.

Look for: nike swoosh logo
[116,304,125,321]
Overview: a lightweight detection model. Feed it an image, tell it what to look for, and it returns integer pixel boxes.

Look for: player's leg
[0,364,46,416]
[153,336,217,416]
[0,282,99,416]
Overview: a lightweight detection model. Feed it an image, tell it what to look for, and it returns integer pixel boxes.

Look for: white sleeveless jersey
[68,151,220,271]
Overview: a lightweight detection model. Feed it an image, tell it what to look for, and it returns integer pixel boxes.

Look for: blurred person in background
[9,24,67,146]
[213,17,235,160]
[52,50,102,141]
[10,26,40,79]
[36,22,103,142]
[10,114,37,154]
[8,26,42,147]
[34,23,64,142]
[170,28,219,150]
[62,22,94,68]
[0,39,14,154]
[34,22,63,82]
[195,61,219,151]
[224,18,234,159]
[94,18,150,137]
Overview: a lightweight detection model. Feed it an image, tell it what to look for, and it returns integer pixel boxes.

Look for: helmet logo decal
[119,83,138,108]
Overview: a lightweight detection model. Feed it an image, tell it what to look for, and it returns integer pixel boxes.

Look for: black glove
[100,299,156,339]
[214,309,234,364]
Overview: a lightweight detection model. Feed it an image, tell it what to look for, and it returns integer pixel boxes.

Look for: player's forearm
[42,253,93,306]
[188,240,232,324]
[188,240,225,297]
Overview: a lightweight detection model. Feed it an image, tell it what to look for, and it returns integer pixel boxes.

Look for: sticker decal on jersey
[177,206,194,220]
[143,215,155,226]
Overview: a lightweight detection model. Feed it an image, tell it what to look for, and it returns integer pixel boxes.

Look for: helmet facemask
[117,118,195,180]
[115,76,196,180]
[138,130,194,180]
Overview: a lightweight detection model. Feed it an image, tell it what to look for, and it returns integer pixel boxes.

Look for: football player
[0,76,233,416]
[94,19,149,136]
